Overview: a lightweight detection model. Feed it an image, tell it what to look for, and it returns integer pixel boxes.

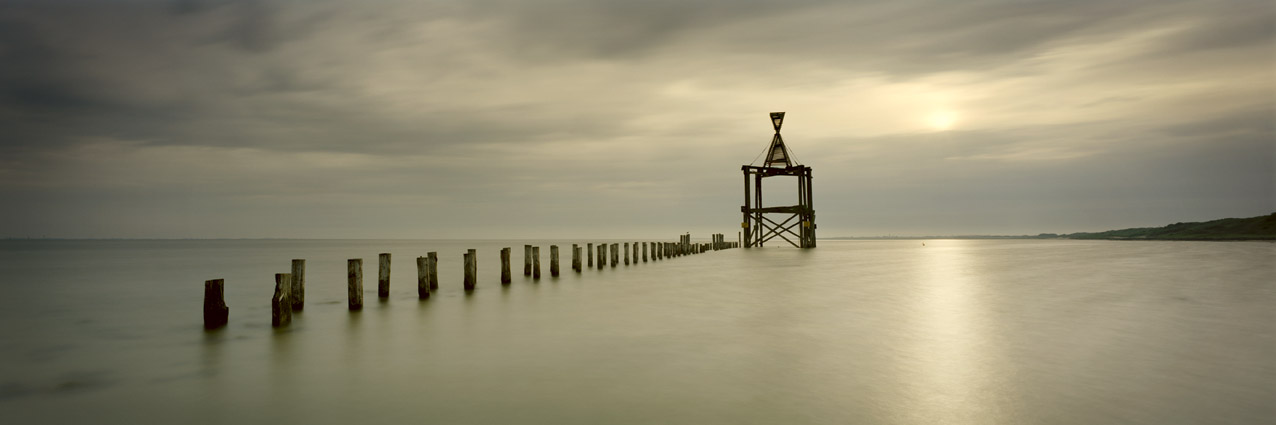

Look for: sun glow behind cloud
[925,110,959,131]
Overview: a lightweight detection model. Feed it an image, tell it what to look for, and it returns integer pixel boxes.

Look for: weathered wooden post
[290,259,305,311]
[203,279,228,329]
[587,243,594,267]
[464,249,477,291]
[597,244,605,270]
[624,242,630,265]
[272,273,292,327]
[378,253,391,299]
[643,242,648,262]
[501,247,512,284]
[524,245,532,276]
[417,256,430,299]
[610,243,618,267]
[533,246,541,279]
[633,242,638,263]
[348,259,363,310]
[571,244,580,272]
[550,245,560,277]
[427,252,438,291]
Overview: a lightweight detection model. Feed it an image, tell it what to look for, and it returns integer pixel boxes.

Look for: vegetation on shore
[1066,212,1276,241]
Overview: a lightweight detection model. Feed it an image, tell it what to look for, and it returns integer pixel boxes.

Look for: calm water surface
[0,239,1272,424]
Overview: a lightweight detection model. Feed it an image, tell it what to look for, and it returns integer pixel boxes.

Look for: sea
[0,239,1271,424]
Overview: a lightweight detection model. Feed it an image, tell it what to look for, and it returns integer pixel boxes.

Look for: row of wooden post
[204,238,741,329]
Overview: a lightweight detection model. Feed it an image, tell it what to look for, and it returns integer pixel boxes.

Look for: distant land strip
[832,212,1276,241]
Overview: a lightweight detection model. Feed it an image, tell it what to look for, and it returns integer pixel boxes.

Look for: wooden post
[348,259,363,311]
[643,242,648,262]
[378,253,391,299]
[571,244,580,272]
[587,243,594,267]
[501,247,512,284]
[290,259,305,311]
[633,242,638,263]
[203,279,228,329]
[427,252,438,290]
[533,246,541,279]
[272,272,292,327]
[417,256,430,299]
[524,245,532,276]
[597,244,605,270]
[624,242,630,265]
[610,243,618,267]
[550,245,560,277]
[464,250,477,291]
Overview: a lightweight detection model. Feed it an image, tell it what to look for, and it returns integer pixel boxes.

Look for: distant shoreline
[833,212,1276,241]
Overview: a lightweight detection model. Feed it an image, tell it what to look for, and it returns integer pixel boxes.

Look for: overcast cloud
[1,0,1271,238]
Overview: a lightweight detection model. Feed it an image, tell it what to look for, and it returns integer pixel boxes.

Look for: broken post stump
[572,244,580,272]
[290,259,305,311]
[550,245,560,277]
[463,249,477,291]
[533,246,541,279]
[427,252,438,291]
[272,273,292,327]
[524,245,532,276]
[378,253,391,299]
[501,247,512,284]
[203,279,228,329]
[417,256,430,299]
[348,259,363,311]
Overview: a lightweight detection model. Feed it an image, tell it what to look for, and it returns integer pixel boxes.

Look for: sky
[1,0,1272,239]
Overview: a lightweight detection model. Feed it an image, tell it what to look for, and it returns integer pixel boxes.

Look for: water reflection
[199,328,225,379]
[906,240,1001,423]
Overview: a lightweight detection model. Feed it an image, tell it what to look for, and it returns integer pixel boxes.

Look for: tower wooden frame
[741,112,816,248]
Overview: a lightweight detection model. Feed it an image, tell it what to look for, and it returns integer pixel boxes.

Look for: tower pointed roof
[763,112,794,168]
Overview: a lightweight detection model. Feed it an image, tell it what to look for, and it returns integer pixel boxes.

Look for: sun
[925,110,959,131]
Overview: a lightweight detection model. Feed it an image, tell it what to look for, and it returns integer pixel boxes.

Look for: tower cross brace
[741,112,816,248]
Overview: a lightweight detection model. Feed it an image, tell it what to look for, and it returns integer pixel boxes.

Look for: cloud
[0,0,1271,237]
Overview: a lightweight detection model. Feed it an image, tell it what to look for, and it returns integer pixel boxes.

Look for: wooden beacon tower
[742,112,816,248]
